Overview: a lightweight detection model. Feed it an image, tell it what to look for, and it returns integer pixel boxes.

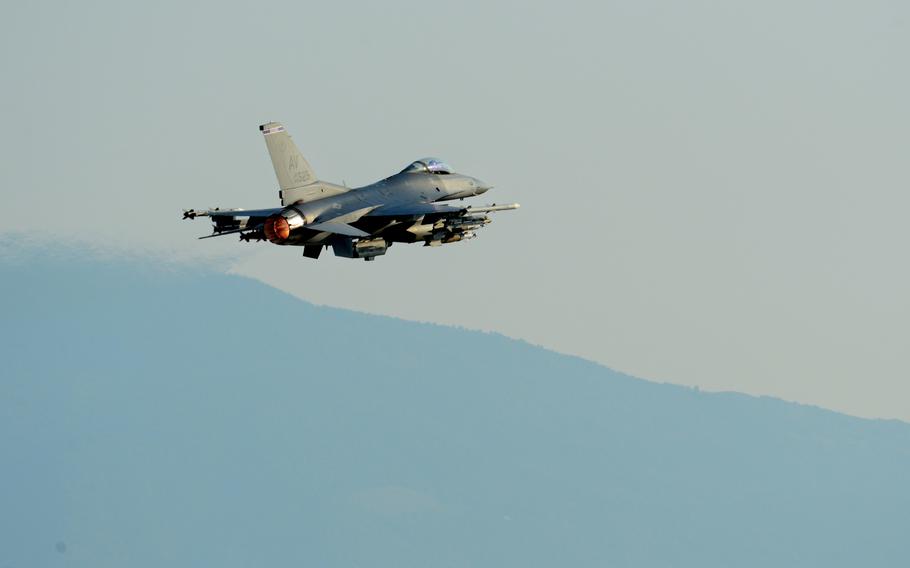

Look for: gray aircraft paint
[261,123,317,189]
[184,122,518,260]
[259,122,350,205]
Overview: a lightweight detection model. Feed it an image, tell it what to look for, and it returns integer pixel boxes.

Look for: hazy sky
[2,0,908,420]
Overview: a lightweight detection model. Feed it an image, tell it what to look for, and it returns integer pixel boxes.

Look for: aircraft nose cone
[474,178,493,194]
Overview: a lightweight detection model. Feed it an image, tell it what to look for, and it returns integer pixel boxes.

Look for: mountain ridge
[2,243,908,567]
[2,235,899,426]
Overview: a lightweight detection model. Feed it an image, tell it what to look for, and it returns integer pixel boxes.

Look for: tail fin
[259,121,348,205]
[260,122,317,190]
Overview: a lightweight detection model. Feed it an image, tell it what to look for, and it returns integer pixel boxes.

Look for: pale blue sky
[2,0,908,419]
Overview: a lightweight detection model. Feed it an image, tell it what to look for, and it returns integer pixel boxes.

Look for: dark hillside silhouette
[2,246,908,567]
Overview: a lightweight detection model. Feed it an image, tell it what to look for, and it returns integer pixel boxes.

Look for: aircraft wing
[182,208,284,220]
[366,203,466,217]
[360,202,520,245]
[367,202,521,219]
[183,207,281,239]
[183,207,370,239]
[184,203,520,240]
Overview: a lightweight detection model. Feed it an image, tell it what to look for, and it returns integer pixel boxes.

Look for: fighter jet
[183,122,519,261]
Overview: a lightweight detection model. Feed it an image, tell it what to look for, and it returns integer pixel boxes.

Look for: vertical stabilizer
[260,122,317,190]
[259,122,348,204]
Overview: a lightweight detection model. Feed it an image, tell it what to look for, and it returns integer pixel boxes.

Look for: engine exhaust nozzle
[263,209,306,243]
[264,215,290,242]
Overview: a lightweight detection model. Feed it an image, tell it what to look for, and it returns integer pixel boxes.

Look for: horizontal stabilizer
[198,227,254,239]
[306,222,370,238]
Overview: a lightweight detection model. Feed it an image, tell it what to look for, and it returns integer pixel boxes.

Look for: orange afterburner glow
[264,215,290,242]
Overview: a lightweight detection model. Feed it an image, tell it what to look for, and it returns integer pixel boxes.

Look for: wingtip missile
[182,209,212,220]
[464,203,521,214]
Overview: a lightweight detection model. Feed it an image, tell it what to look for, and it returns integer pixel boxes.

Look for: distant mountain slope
[2,246,908,568]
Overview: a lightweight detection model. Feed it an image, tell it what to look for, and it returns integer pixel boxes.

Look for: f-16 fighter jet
[183,122,519,261]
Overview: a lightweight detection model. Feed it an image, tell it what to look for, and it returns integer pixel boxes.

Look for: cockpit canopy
[400,157,453,175]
